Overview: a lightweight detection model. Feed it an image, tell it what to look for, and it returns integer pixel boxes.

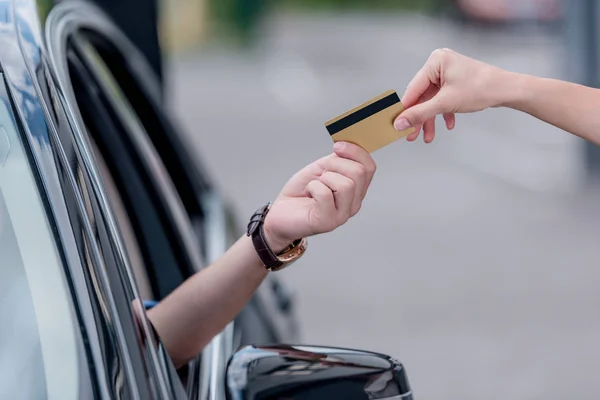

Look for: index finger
[332,141,376,179]
[401,66,431,108]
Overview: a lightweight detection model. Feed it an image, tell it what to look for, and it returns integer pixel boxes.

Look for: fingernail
[394,118,411,131]
[333,141,345,151]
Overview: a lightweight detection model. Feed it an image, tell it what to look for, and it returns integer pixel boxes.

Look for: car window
[64,28,221,394]
[80,37,204,275]
[91,136,154,300]
[67,33,205,299]
[0,95,91,399]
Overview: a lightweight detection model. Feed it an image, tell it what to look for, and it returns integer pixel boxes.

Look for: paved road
[168,13,600,399]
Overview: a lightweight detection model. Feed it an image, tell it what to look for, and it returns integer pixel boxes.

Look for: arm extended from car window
[147,235,268,368]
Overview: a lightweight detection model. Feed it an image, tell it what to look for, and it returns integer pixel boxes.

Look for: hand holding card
[325,90,415,153]
[265,142,376,251]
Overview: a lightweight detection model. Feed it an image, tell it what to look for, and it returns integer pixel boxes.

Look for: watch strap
[247,203,308,271]
[247,203,285,271]
[252,223,284,271]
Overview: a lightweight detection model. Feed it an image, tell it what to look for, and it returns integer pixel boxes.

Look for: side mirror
[225,344,413,400]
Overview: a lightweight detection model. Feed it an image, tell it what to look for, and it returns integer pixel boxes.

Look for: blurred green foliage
[208,0,270,45]
[207,0,448,45]
[36,0,53,20]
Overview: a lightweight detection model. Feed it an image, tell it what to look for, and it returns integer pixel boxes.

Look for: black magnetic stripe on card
[326,92,400,136]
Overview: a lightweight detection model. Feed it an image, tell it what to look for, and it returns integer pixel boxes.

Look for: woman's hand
[394,48,511,143]
[264,142,376,252]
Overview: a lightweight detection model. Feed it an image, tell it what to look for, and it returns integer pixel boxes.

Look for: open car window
[90,136,154,300]
[65,28,196,397]
[67,33,203,300]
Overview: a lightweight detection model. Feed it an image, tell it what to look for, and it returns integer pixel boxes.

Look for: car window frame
[37,7,202,400]
[56,51,192,398]
[42,4,286,400]
[4,58,148,398]
[67,43,192,299]
[0,71,96,400]
[68,28,208,277]
[8,0,197,397]
[42,2,214,398]
[44,5,302,399]
[64,31,204,397]
[39,60,166,400]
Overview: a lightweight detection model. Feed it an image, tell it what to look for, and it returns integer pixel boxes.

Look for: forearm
[144,142,375,368]
[147,235,270,368]
[498,71,600,144]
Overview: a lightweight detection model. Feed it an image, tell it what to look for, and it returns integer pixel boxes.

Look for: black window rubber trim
[67,48,188,299]
[80,29,210,225]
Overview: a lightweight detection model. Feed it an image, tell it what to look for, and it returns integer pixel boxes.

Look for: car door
[2,0,198,397]
[0,70,97,400]
[44,2,299,398]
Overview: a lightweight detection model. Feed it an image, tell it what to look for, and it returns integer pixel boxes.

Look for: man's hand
[149,141,375,367]
[263,142,376,252]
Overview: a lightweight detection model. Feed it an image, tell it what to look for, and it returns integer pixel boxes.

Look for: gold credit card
[325,90,414,153]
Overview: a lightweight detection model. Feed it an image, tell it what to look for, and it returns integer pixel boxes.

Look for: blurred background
[157,0,600,398]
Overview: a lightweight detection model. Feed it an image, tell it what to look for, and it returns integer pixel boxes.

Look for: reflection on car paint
[227,345,412,400]
[0,190,48,399]
[0,126,9,165]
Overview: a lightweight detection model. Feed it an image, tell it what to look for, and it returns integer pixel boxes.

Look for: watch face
[272,237,308,271]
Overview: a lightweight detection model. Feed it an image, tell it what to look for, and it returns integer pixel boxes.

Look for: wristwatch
[247,203,308,271]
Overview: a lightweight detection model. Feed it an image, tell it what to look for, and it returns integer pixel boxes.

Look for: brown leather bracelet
[246,203,307,271]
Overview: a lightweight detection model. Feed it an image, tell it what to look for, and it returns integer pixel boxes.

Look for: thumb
[394,95,448,130]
